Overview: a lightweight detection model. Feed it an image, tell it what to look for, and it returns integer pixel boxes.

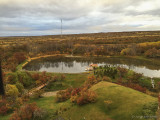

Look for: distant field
[1,31,160,47]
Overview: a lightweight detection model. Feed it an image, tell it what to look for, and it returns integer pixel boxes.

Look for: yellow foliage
[138,41,160,47]
[5,84,19,97]
[104,100,113,105]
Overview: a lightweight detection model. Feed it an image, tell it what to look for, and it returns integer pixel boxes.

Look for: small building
[85,64,98,71]
[89,64,98,67]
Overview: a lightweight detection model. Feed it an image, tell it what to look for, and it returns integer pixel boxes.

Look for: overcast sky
[0,0,160,36]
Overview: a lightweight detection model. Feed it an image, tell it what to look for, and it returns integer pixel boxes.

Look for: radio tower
[61,19,63,38]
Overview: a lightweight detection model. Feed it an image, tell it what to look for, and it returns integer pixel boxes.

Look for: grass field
[30,81,157,120]
[44,73,89,91]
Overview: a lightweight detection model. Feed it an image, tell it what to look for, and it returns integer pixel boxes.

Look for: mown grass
[0,114,11,120]
[30,81,157,120]
[90,82,157,120]
[44,73,89,91]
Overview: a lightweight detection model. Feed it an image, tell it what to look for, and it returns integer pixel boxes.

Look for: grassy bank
[44,72,89,91]
[30,81,157,120]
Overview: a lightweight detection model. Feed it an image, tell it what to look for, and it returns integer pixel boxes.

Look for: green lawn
[44,73,89,91]
[0,114,11,120]
[30,81,157,120]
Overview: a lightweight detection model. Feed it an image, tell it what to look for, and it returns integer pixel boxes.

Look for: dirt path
[41,91,59,97]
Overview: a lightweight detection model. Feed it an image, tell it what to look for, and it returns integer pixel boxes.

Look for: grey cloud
[0,0,94,20]
[0,0,159,36]
[100,0,160,17]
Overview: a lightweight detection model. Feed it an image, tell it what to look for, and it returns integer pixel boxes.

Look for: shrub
[144,48,159,58]
[52,75,59,82]
[15,82,24,94]
[33,108,48,120]
[13,52,26,64]
[117,67,128,78]
[31,89,44,99]
[71,87,82,96]
[60,74,66,81]
[0,100,9,115]
[76,90,97,105]
[70,87,97,105]
[31,73,39,80]
[116,77,123,84]
[32,72,52,85]
[102,76,112,82]
[128,72,142,83]
[84,75,99,87]
[56,89,71,102]
[127,83,146,93]
[70,95,79,103]
[142,102,158,117]
[156,82,160,91]
[17,72,34,88]
[94,66,117,79]
[120,48,136,56]
[56,87,97,105]
[7,74,17,84]
[10,103,47,120]
[5,84,19,100]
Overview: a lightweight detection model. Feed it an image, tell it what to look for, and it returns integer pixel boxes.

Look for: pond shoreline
[17,54,160,77]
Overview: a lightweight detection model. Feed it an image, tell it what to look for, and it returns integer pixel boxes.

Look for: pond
[23,56,160,78]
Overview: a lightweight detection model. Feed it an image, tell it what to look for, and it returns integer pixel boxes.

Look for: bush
[10,103,47,120]
[142,102,158,117]
[76,90,97,105]
[17,72,34,88]
[84,75,100,87]
[15,82,24,94]
[117,67,128,78]
[5,84,19,100]
[56,87,97,105]
[31,89,44,99]
[120,48,136,56]
[94,66,117,79]
[102,76,112,82]
[7,74,17,84]
[127,83,146,93]
[145,48,160,58]
[52,75,59,82]
[33,108,48,120]
[0,100,9,115]
[128,72,142,83]
[56,89,72,102]
[60,74,66,81]
[13,52,26,64]
[31,73,39,81]
[70,87,97,105]
[31,72,52,85]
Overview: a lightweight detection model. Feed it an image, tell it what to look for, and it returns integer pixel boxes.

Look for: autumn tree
[13,52,26,64]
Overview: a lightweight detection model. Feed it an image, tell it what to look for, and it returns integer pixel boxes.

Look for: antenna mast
[61,19,63,38]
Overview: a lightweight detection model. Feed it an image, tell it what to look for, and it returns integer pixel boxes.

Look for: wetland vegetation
[0,31,160,120]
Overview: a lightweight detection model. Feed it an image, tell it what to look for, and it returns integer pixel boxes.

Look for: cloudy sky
[0,0,160,36]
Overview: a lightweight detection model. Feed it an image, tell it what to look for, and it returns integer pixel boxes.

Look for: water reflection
[23,56,160,77]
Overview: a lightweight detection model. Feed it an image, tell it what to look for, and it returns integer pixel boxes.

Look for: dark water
[23,56,160,78]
